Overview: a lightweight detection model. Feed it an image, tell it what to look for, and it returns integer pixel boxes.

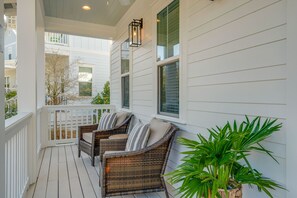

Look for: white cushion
[115,111,129,127]
[83,133,93,144]
[98,113,117,130]
[147,118,171,146]
[108,134,128,139]
[127,117,142,134]
[125,123,150,151]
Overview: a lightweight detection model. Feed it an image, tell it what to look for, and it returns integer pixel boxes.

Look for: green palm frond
[166,116,284,198]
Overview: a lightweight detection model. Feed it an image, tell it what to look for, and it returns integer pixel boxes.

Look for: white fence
[5,113,32,198]
[45,32,69,46]
[44,105,116,146]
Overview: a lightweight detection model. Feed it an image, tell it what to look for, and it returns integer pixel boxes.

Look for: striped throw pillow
[125,123,150,151]
[98,113,117,130]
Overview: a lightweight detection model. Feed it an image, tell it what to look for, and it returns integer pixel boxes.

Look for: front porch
[2,0,297,197]
[27,145,176,198]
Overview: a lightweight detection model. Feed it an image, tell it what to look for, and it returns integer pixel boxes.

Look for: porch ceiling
[43,0,135,26]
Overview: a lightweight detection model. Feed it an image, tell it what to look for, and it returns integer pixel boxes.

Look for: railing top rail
[5,112,33,139]
[45,104,116,110]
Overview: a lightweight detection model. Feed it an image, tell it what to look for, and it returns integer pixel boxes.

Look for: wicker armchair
[100,125,177,198]
[78,113,133,166]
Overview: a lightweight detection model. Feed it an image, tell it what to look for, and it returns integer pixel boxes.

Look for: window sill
[152,114,186,125]
[119,108,132,113]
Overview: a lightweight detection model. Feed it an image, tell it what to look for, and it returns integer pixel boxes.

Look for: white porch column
[286,0,297,197]
[17,0,38,184]
[0,0,6,195]
[36,0,46,153]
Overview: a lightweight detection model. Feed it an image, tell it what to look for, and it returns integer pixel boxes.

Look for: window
[157,0,179,117]
[78,67,92,96]
[121,39,130,108]
[5,76,10,90]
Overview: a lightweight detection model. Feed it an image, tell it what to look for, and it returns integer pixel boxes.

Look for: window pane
[157,0,179,61]
[159,62,179,115]
[121,39,130,74]
[79,67,92,82]
[168,0,179,58]
[79,82,92,96]
[157,7,168,61]
[122,76,129,108]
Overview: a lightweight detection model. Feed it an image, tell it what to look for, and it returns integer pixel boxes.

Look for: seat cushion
[98,113,117,130]
[109,134,128,140]
[83,133,93,144]
[125,123,150,151]
[147,118,171,146]
[115,111,130,127]
[104,151,125,155]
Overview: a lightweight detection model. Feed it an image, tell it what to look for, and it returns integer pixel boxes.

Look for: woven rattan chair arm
[100,138,127,158]
[78,124,98,139]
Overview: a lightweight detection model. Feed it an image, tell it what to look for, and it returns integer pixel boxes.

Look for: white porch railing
[5,112,32,198]
[44,104,116,146]
[45,32,69,46]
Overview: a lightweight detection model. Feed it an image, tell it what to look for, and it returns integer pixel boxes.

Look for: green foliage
[167,116,285,198]
[5,91,18,119]
[91,81,110,104]
[5,103,17,119]
[5,90,17,100]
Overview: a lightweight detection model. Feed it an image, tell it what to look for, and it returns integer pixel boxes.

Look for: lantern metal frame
[128,18,143,47]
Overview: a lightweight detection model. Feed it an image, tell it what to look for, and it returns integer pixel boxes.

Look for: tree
[45,52,78,105]
[91,81,110,104]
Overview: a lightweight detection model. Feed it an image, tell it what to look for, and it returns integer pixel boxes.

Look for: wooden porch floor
[26,145,177,198]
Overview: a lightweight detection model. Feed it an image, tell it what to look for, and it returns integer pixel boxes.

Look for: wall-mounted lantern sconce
[128,18,143,47]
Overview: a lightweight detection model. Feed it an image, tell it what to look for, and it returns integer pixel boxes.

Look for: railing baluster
[44,105,115,144]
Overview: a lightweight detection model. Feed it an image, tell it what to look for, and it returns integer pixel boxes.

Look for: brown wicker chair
[78,113,133,166]
[100,124,177,198]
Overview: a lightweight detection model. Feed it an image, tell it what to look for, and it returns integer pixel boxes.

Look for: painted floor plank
[27,146,175,198]
[81,151,101,197]
[33,148,52,198]
[26,184,35,198]
[46,147,58,198]
[71,145,97,198]
[58,146,71,198]
[65,145,84,198]
[145,193,161,198]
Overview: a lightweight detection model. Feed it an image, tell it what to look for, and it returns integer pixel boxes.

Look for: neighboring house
[44,32,111,104]
[4,25,17,93]
[4,18,111,103]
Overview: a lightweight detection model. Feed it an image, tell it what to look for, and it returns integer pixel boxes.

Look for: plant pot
[217,188,242,198]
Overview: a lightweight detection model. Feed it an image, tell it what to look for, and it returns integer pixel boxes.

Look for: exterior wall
[4,68,16,90]
[110,0,287,197]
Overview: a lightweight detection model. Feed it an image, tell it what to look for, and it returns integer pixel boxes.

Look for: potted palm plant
[167,116,285,198]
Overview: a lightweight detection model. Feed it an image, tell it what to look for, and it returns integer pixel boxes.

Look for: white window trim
[152,0,186,124]
[120,39,132,110]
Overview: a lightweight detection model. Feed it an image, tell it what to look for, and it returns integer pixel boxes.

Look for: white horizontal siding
[110,0,288,197]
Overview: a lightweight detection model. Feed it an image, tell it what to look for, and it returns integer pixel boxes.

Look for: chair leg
[78,148,81,158]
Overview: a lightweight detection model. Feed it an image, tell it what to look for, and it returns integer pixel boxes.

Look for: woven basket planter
[217,188,242,198]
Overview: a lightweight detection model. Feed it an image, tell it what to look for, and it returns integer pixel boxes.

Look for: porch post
[0,0,6,195]
[17,0,38,184]
[36,0,46,152]
[286,0,297,197]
